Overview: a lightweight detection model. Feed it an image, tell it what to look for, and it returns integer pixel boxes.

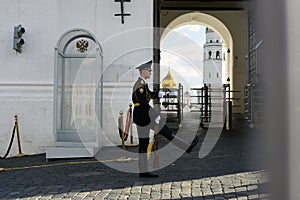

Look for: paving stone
[171,192,181,199]
[192,192,202,198]
[237,197,248,200]
[202,187,213,196]
[38,197,52,200]
[248,194,259,199]
[82,197,95,200]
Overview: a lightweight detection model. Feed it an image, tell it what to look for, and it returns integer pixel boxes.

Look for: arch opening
[160,12,234,87]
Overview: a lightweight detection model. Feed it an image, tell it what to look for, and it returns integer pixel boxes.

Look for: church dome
[162,67,177,89]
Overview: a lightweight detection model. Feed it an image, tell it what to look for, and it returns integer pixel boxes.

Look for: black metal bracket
[114,0,131,24]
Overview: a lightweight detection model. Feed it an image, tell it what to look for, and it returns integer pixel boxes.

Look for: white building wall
[0,0,153,157]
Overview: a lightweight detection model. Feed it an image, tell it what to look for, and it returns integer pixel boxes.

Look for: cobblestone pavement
[0,114,271,199]
[0,168,269,199]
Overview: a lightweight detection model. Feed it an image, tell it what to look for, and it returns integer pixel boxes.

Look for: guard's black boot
[171,133,199,153]
[186,134,200,153]
[159,125,200,153]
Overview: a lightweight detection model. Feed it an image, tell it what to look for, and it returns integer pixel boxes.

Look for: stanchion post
[117,111,134,162]
[153,124,159,168]
[129,104,133,144]
[126,103,138,147]
[15,115,25,157]
[120,111,125,157]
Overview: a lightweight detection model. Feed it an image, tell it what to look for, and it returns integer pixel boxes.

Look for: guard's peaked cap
[135,60,152,71]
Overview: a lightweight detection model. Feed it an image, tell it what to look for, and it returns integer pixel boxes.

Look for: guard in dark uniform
[132,60,200,178]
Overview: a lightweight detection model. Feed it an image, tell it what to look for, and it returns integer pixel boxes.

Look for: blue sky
[160,25,207,89]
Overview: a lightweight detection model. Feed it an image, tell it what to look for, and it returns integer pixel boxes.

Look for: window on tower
[209,51,212,59]
[216,51,220,59]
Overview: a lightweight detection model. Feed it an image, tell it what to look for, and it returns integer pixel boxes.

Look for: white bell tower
[203,28,225,85]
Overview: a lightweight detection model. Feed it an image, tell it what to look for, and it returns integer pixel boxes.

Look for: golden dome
[162,67,177,89]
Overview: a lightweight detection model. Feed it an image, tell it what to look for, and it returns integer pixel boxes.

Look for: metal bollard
[225,101,232,130]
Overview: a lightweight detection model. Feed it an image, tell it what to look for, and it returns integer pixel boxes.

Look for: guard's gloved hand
[149,129,155,139]
[158,91,163,98]
[155,116,161,124]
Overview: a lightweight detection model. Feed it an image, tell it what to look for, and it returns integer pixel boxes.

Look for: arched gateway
[156,9,248,114]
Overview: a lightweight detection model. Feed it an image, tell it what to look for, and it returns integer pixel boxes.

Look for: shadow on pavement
[0,114,269,198]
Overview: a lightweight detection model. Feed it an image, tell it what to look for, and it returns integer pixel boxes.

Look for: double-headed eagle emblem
[76,39,89,53]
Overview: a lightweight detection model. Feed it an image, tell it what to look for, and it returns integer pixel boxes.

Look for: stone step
[54,141,98,147]
[46,145,100,159]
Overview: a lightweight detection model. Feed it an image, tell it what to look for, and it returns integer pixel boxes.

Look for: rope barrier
[126,104,138,147]
[0,115,25,159]
[118,111,124,140]
[0,125,16,159]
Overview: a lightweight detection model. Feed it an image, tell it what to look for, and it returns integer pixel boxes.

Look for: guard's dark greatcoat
[132,77,159,127]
